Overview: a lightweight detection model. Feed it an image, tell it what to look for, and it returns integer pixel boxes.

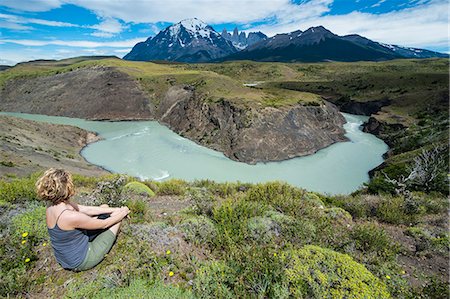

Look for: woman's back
[47,207,89,269]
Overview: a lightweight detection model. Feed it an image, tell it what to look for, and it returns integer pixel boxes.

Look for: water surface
[1,112,388,194]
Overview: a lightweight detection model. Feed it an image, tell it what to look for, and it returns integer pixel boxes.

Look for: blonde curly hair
[36,168,75,205]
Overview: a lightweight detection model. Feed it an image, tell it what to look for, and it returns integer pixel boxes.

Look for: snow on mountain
[124,18,236,63]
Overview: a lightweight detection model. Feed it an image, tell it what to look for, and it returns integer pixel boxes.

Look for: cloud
[0,20,33,31]
[0,0,62,12]
[1,0,328,24]
[0,37,146,47]
[89,17,128,38]
[0,13,78,29]
[246,0,449,49]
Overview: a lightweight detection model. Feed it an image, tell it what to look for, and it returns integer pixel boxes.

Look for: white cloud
[89,17,128,38]
[0,13,78,29]
[0,0,63,12]
[0,21,33,30]
[247,0,449,49]
[113,48,132,53]
[0,37,145,47]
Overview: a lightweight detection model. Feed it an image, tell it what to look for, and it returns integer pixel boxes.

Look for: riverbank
[0,115,108,180]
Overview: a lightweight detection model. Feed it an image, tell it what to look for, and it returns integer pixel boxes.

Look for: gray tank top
[48,209,89,269]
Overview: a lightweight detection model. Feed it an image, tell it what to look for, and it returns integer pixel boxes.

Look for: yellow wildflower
[273,253,277,257]
[385,275,391,280]
[166,250,171,255]
[21,240,26,244]
[25,258,30,263]
[169,271,174,277]
[22,232,28,238]
[43,242,47,247]
[400,270,406,275]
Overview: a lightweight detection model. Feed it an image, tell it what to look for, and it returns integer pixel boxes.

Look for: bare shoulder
[53,209,79,230]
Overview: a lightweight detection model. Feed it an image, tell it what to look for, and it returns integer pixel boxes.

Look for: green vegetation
[0,175,447,298]
[282,245,391,298]
[123,181,155,197]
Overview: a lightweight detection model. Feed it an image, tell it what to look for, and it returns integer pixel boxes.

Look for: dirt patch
[0,115,108,178]
[0,66,153,120]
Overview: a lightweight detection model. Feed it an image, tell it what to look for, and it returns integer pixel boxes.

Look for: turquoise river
[2,112,388,195]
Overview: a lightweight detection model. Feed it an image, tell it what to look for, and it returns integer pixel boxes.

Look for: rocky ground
[0,115,108,179]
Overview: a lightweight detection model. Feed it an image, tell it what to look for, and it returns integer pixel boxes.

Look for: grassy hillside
[0,57,321,110]
[0,174,448,298]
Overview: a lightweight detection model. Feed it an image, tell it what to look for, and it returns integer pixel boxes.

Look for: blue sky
[0,0,448,65]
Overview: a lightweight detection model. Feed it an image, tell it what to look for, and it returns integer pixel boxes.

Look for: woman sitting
[36,168,130,271]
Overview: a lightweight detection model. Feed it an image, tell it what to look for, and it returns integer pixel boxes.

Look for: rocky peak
[221,27,267,49]
[124,18,236,62]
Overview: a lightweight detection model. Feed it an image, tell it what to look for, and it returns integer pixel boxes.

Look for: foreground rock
[0,116,108,178]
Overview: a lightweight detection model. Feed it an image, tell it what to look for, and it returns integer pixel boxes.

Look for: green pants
[76,229,116,271]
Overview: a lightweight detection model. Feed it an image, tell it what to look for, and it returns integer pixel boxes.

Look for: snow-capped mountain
[219,26,448,62]
[124,18,237,63]
[221,27,267,50]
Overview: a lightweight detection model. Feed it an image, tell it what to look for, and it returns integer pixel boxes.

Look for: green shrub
[246,216,279,244]
[351,222,397,260]
[189,187,217,216]
[192,180,245,197]
[303,192,325,208]
[125,198,152,223]
[282,245,391,298]
[72,173,120,189]
[87,175,129,207]
[376,196,415,224]
[1,205,47,296]
[123,181,155,197]
[212,199,269,246]
[156,179,187,196]
[193,261,235,299]
[323,207,352,226]
[178,216,218,246]
[244,181,310,217]
[86,279,194,299]
[11,205,47,242]
[0,174,40,203]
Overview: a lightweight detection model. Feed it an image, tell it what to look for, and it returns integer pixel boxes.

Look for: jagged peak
[304,25,334,35]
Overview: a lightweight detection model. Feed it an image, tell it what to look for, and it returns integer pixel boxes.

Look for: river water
[1,112,388,194]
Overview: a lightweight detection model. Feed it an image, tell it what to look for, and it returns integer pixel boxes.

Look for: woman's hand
[111,206,130,219]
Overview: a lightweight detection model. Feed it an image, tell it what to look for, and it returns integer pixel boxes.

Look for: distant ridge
[124,19,448,63]
[219,26,448,62]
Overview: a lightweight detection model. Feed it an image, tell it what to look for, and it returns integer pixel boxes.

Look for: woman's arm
[77,204,120,216]
[66,207,130,230]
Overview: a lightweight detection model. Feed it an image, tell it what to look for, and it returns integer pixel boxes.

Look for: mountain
[221,27,267,49]
[124,18,237,63]
[219,26,447,62]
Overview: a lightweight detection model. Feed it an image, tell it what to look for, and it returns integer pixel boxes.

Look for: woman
[36,168,130,271]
